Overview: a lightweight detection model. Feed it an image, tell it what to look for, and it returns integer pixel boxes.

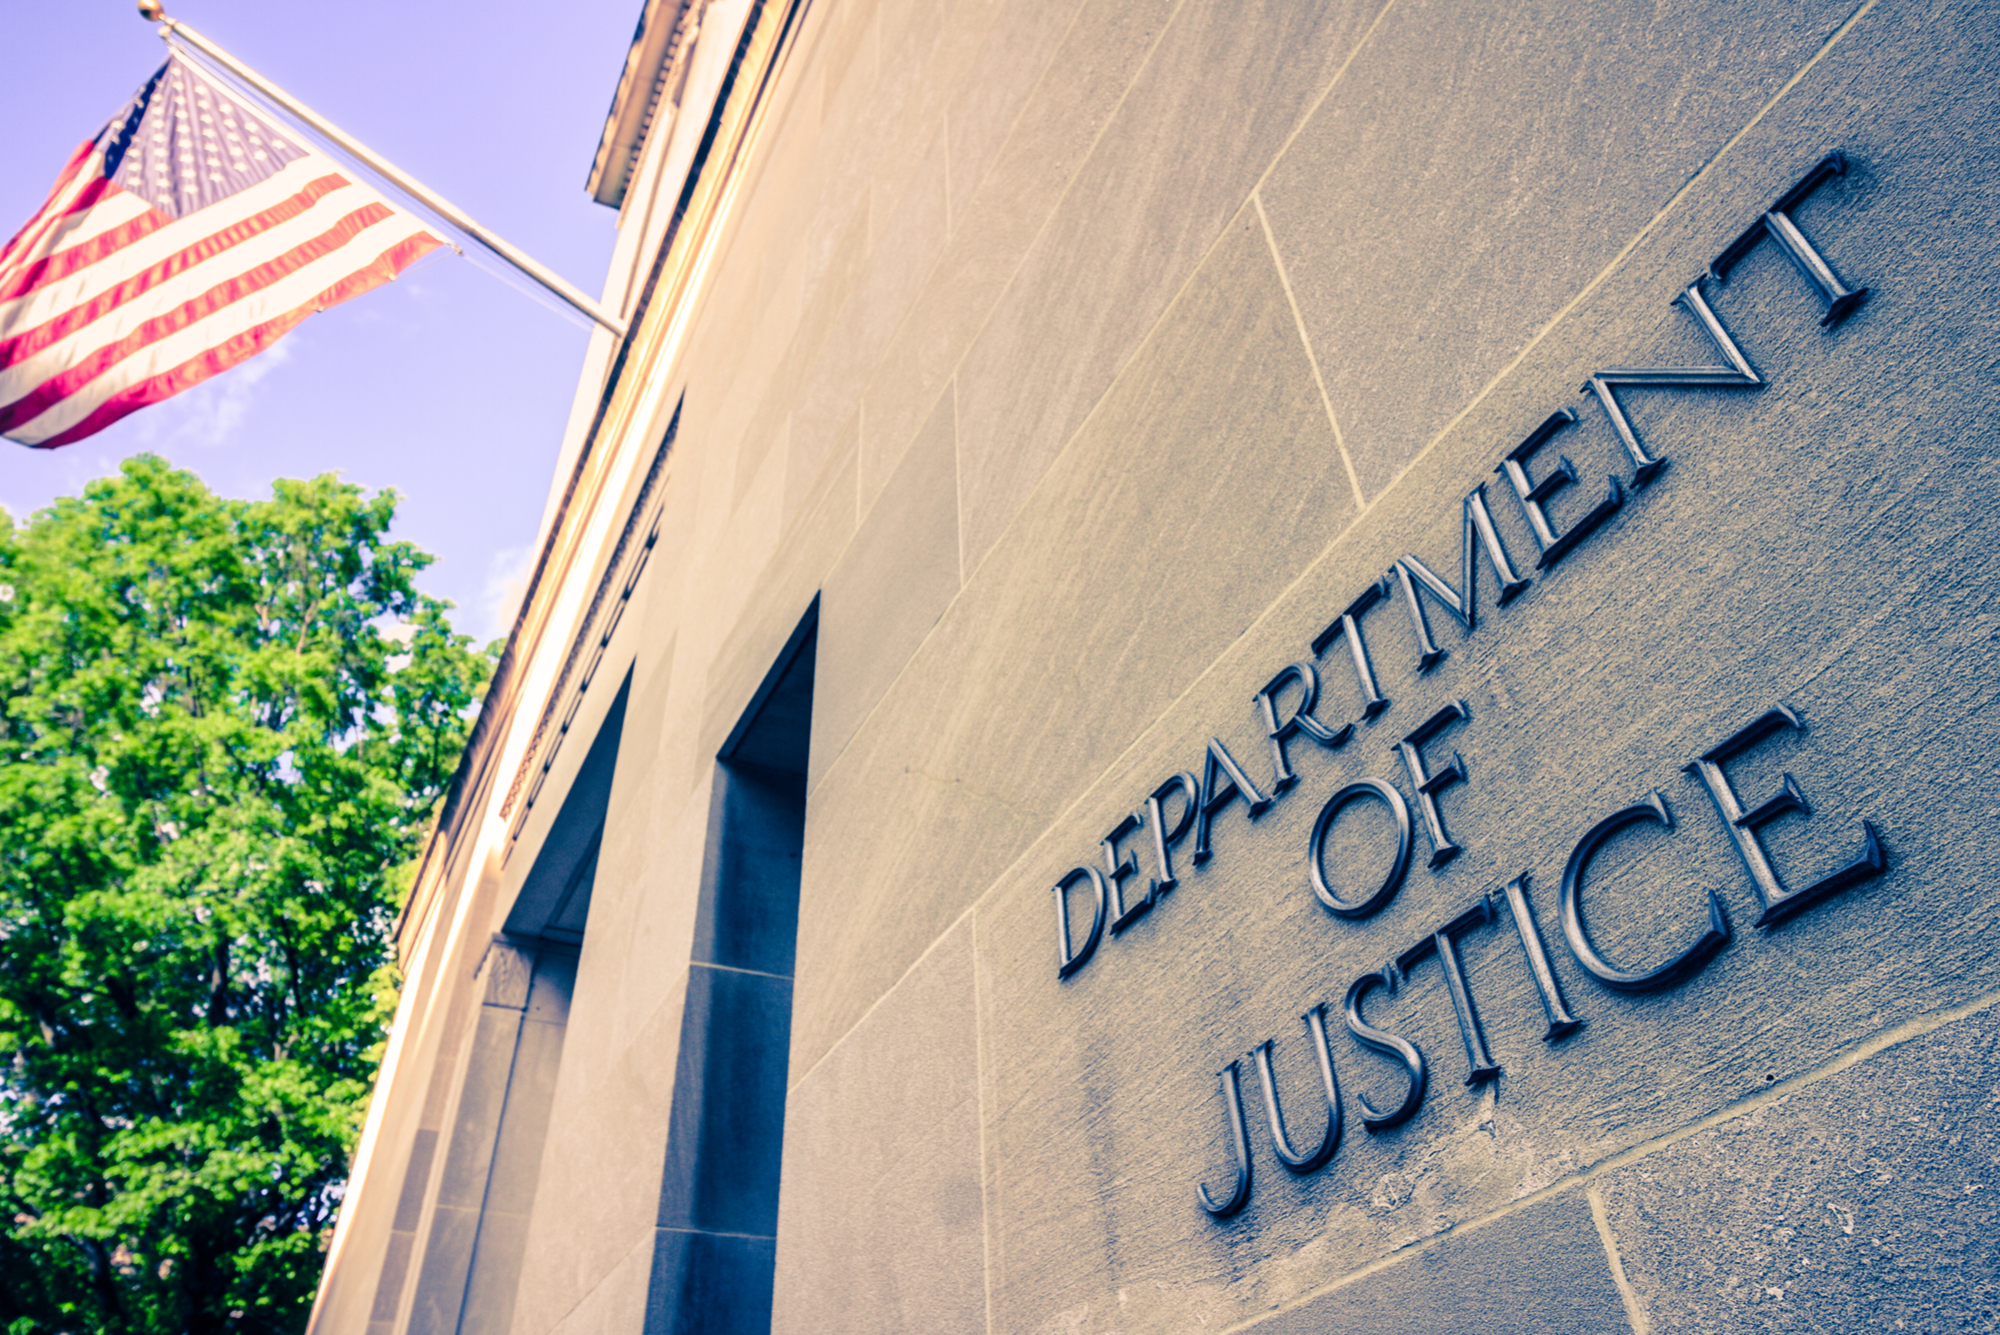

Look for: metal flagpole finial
[137,0,168,21]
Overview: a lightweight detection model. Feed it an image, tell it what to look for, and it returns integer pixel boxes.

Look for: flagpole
[135,0,629,339]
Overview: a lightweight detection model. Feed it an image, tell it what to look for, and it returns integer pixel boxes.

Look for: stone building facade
[310,0,2000,1331]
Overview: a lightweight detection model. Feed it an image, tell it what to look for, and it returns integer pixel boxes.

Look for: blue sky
[0,0,643,641]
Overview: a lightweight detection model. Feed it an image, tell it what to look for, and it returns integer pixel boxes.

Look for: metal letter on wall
[1396,900,1503,1085]
[1709,151,1869,326]
[1101,814,1151,934]
[1256,661,1353,793]
[1580,279,1764,484]
[1312,580,1393,722]
[1683,705,1886,926]
[1393,701,1473,868]
[1386,483,1531,673]
[1307,778,1414,919]
[1559,791,1731,991]
[1343,968,1428,1131]
[1497,409,1624,570]
[1196,1060,1254,1218]
[1145,772,1201,900]
[1053,866,1109,979]
[1490,875,1583,1041]
[1250,1005,1344,1174]
[1192,737,1273,865]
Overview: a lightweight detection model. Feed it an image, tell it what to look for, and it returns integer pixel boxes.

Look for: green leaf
[0,456,493,1333]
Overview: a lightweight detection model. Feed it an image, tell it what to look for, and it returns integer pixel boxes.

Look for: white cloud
[479,543,533,644]
[133,334,299,452]
[381,619,416,671]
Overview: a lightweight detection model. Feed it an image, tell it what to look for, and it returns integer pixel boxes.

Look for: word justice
[1034,153,1889,1219]
[1191,700,1886,1219]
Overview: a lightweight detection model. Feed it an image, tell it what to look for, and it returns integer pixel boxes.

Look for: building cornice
[392,0,811,968]
[586,0,701,209]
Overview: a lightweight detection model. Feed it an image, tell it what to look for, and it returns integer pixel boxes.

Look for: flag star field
[101,60,305,219]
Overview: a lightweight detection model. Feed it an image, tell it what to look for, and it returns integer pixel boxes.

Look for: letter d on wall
[1053,865,1109,979]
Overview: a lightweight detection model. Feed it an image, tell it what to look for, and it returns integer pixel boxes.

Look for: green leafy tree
[0,456,493,1334]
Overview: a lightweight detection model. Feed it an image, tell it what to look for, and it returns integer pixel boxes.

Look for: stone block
[435,1003,523,1212]
[1597,1006,2000,1334]
[404,1203,478,1335]
[690,764,806,977]
[657,964,795,1237]
[951,0,1382,571]
[645,1228,778,1335]
[482,1005,569,1221]
[813,0,877,126]
[697,441,854,777]
[847,116,951,510]
[1257,0,1860,500]
[596,775,711,1052]
[939,0,1076,229]
[368,1229,414,1324]
[771,922,984,1335]
[1247,1194,1633,1334]
[855,0,1182,492]
[795,203,1347,1080]
[540,1233,655,1335]
[727,186,871,514]
[812,386,960,785]
[507,988,684,1335]
[526,952,577,1025]
[457,1206,533,1335]
[393,1128,438,1232]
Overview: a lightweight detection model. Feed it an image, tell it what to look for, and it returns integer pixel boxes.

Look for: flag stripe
[25,230,442,450]
[0,143,94,272]
[0,178,152,304]
[11,214,436,444]
[0,192,161,305]
[8,209,436,440]
[0,172,112,295]
[0,182,381,408]
[29,303,316,450]
[0,174,352,372]
[0,202,416,434]
[12,190,159,269]
[0,164,353,334]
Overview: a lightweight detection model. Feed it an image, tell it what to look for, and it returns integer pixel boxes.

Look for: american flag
[0,53,443,448]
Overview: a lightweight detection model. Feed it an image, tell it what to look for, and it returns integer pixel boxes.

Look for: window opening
[647,606,816,1334]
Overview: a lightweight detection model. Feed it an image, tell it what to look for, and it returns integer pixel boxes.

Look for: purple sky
[1,0,643,641]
